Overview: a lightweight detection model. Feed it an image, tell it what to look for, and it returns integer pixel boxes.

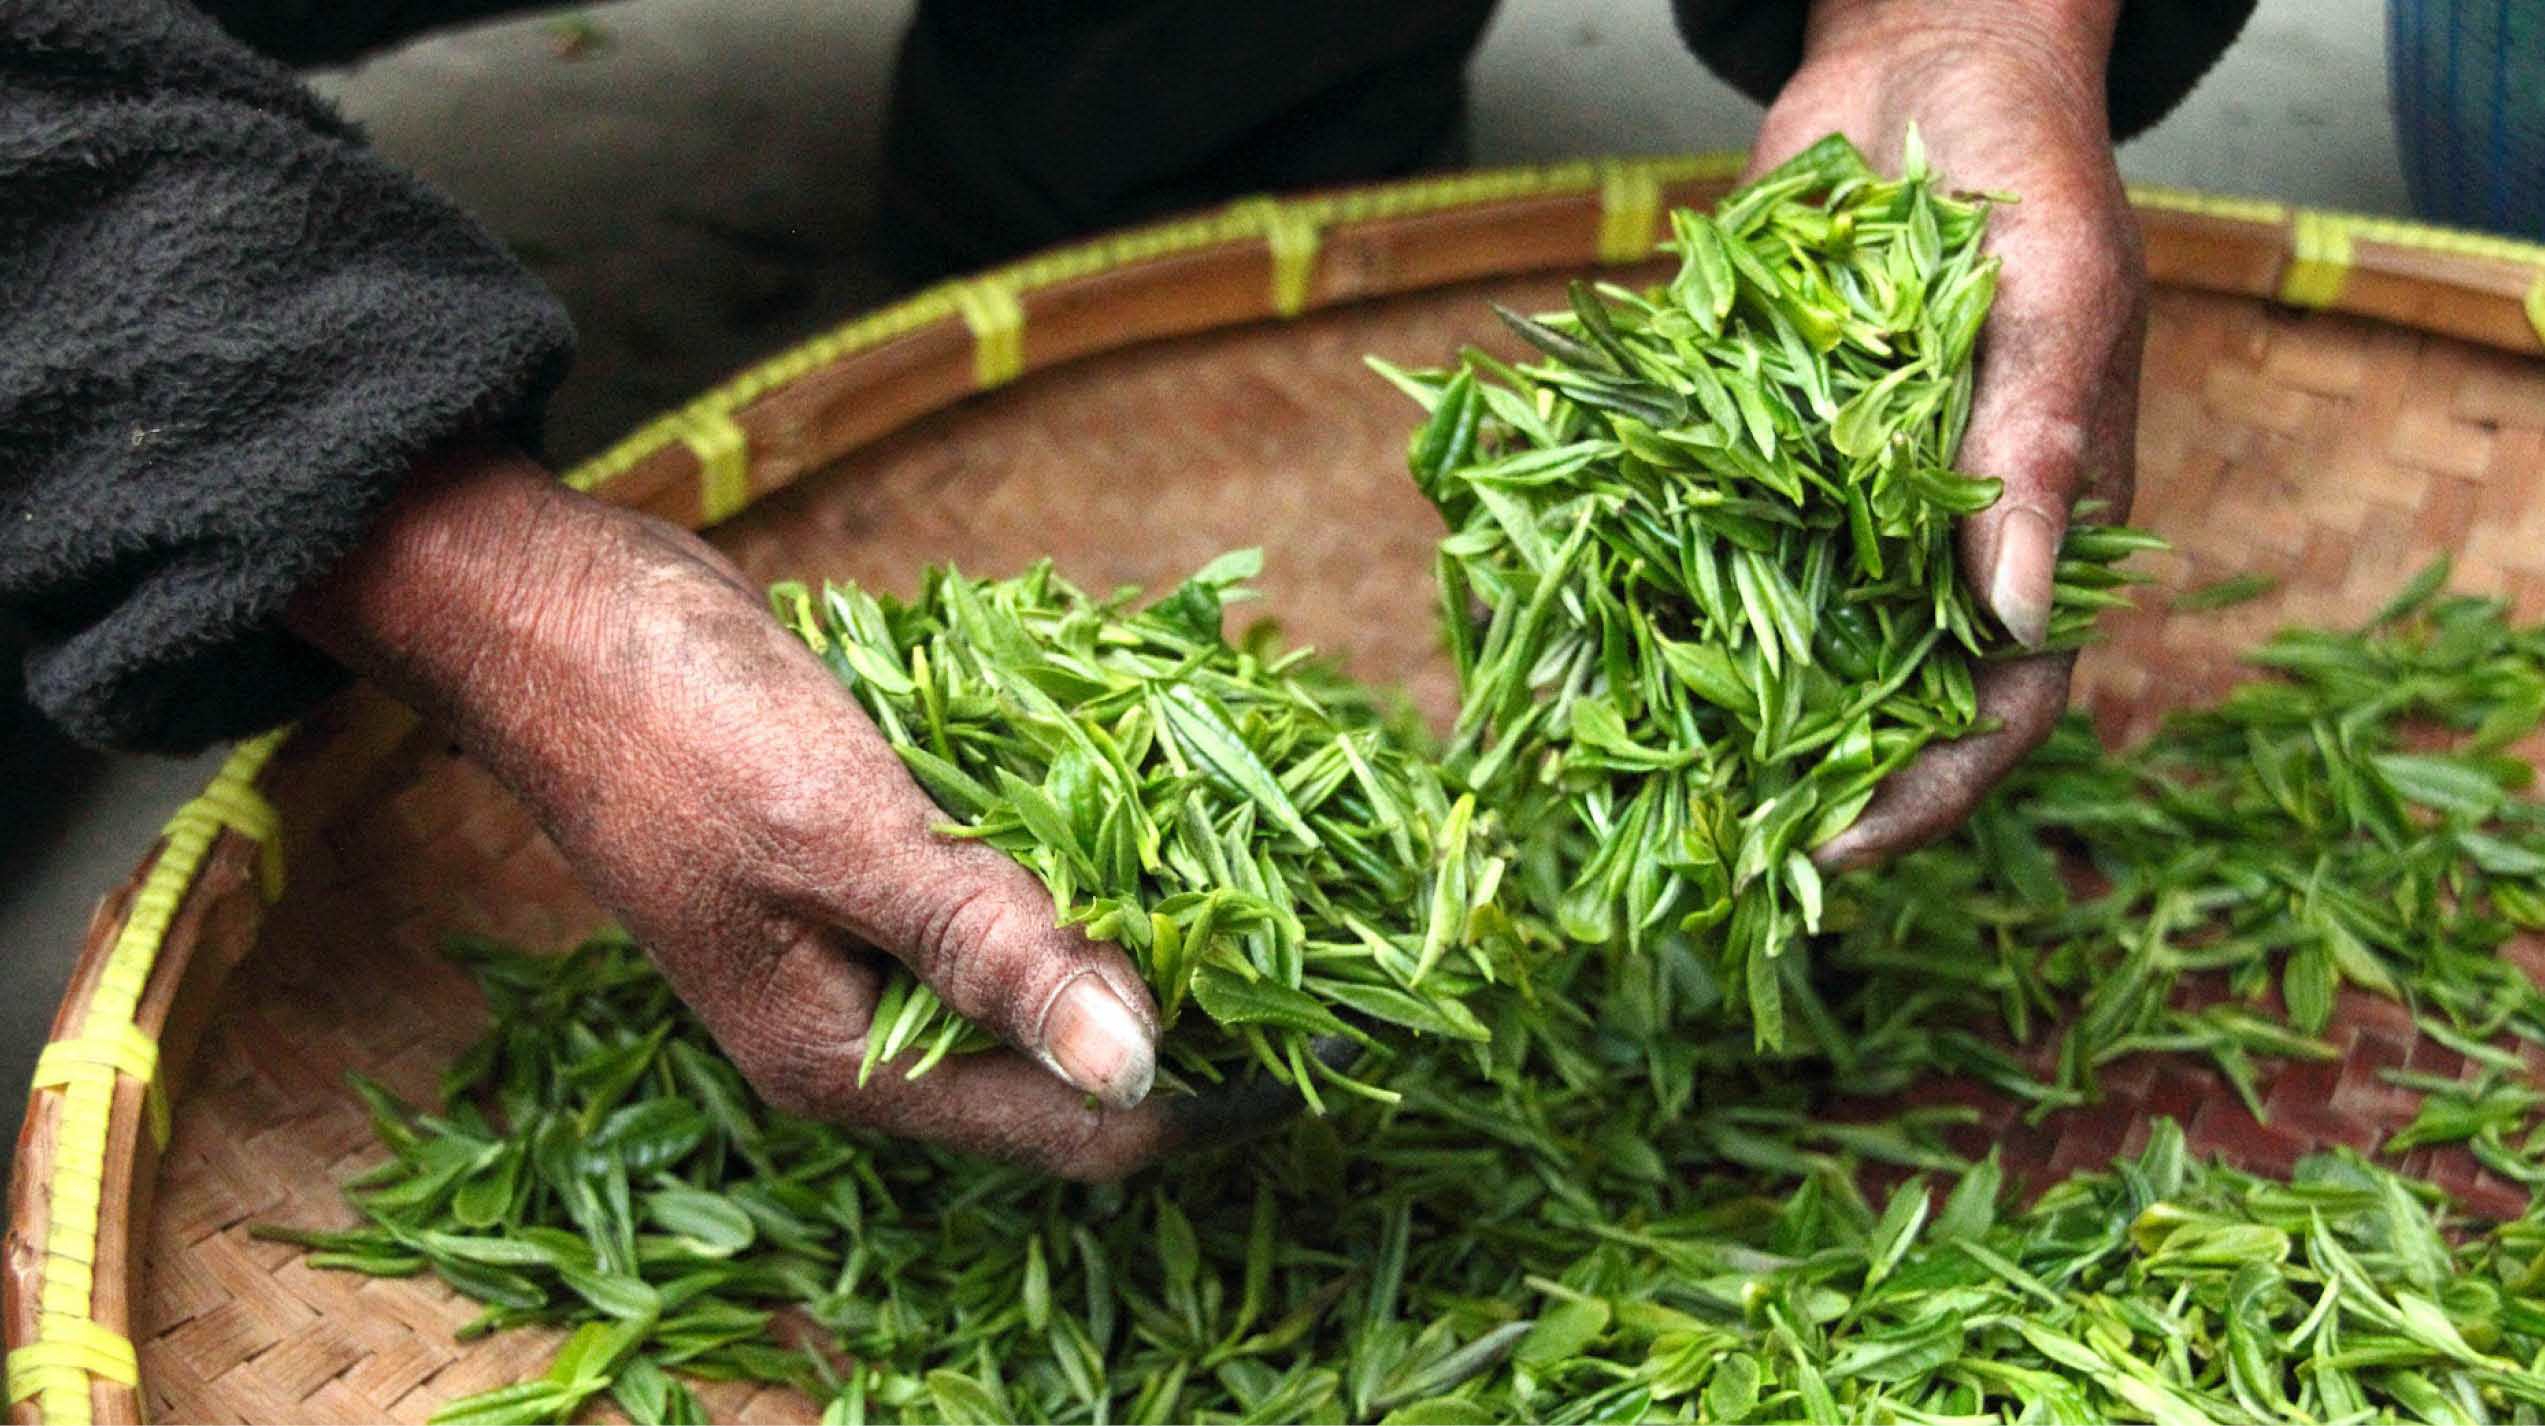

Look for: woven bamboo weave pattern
[94,272,2545,1423]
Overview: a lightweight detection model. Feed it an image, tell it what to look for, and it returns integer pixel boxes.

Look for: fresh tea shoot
[1376,134,2155,1050]
[767,554,1521,1106]
[300,885,2545,1426]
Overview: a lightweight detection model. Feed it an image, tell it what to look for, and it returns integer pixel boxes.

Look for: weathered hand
[289,442,1207,1179]
[1753,0,2145,869]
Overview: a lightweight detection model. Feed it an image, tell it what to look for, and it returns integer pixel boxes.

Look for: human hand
[289,441,1230,1179]
[1749,0,2145,870]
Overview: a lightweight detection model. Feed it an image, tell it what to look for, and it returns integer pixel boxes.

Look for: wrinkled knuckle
[2039,247,2142,347]
[1917,783,1991,844]
[2069,209,2139,273]
[900,876,1034,989]
[2032,419,2091,478]
[1998,208,2141,337]
[2071,220,2148,323]
[2009,695,2065,751]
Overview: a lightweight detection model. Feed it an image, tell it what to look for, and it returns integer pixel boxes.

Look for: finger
[718,932,1338,1177]
[702,927,1179,1180]
[804,1048,1177,1182]
[1954,193,2143,649]
[1811,651,2074,872]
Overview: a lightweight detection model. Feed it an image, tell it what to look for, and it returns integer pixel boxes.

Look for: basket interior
[132,270,2545,1423]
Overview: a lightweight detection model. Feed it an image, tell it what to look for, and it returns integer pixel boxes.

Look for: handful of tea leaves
[1378,134,2156,1050]
[767,553,1518,1106]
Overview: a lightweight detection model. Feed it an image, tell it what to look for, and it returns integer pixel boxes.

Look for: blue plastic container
[2389,0,2545,238]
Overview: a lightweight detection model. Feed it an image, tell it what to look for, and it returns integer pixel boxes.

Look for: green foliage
[766,552,1519,1103]
[1380,135,2154,1048]
[279,565,2545,1426]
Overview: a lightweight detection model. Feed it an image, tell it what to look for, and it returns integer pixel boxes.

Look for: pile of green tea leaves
[762,552,1519,1107]
[1374,133,2156,1050]
[1842,560,2545,1127]
[272,135,2545,1423]
[278,564,2545,1426]
[1589,561,2545,1130]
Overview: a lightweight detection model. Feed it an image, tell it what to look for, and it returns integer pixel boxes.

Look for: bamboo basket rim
[10,150,2545,1426]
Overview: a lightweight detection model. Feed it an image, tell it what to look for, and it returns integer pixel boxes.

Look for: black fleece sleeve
[0,0,573,753]
[1670,0,2258,142]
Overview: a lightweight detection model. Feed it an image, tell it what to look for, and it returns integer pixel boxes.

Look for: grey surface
[2,0,2405,1181]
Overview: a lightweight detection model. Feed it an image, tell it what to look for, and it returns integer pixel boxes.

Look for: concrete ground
[1,0,2407,1173]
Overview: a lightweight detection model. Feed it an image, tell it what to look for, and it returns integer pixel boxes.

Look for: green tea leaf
[1189,965,1353,1039]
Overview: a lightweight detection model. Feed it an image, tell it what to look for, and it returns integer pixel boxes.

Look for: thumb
[1953,196,2143,647]
[813,727,1162,1110]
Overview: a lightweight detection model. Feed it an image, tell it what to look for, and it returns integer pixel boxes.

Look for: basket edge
[7,734,286,1426]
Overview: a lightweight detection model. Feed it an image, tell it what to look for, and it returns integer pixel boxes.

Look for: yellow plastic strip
[555,154,1751,507]
[161,774,283,902]
[22,729,285,1423]
[6,1322,138,1401]
[2311,211,2545,265]
[669,404,752,526]
[2123,184,2290,226]
[4,1363,89,1413]
[177,776,275,845]
[2125,189,2544,345]
[2281,210,2354,309]
[560,290,964,497]
[2303,212,2545,346]
[952,279,1027,389]
[1230,197,1323,317]
[1596,159,1666,264]
[32,1027,166,1151]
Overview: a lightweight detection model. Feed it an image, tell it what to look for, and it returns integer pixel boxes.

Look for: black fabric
[189,0,545,68]
[0,0,573,752]
[881,0,2254,282]
[1670,0,2260,142]
[881,0,1499,282]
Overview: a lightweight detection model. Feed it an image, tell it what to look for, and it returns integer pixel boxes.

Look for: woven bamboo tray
[10,156,2545,1425]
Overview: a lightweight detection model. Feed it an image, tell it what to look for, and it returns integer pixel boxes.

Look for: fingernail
[1988,508,2057,649]
[1041,975,1155,1109]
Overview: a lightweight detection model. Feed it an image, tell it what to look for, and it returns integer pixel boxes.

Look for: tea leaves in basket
[266,137,2545,1424]
[276,561,2545,1426]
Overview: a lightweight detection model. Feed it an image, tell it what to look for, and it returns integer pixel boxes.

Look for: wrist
[1800,0,2120,100]
[285,438,610,748]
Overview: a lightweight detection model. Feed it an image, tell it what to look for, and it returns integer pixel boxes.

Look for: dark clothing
[881,0,1501,282]
[2,0,2251,753]
[0,0,571,751]
[1673,0,2260,147]
[182,0,556,68]
[886,0,2259,280]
